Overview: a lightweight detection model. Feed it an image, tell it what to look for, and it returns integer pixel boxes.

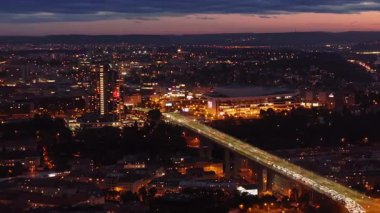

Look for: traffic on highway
[163,112,378,213]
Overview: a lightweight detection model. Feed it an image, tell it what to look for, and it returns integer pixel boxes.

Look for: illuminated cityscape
[1,1,380,213]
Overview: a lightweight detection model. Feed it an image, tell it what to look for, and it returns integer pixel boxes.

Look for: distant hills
[1,31,380,46]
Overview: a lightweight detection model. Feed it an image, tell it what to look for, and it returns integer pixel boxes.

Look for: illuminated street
[163,112,379,213]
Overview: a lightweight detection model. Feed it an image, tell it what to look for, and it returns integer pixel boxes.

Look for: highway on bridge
[162,112,379,213]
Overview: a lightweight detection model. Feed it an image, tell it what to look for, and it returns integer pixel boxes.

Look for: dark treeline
[212,108,380,150]
[127,52,371,88]
[0,110,188,171]
[2,32,380,46]
[75,120,187,167]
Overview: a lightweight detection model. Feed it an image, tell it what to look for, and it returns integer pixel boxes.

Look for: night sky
[1,0,380,35]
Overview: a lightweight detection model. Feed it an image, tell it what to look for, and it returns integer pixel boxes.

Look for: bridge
[160,112,379,213]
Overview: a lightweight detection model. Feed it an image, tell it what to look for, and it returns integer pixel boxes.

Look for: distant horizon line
[2,30,380,37]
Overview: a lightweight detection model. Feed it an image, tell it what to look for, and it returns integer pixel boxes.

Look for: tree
[147,109,162,124]
[138,187,148,202]
[148,187,158,200]
[120,191,138,204]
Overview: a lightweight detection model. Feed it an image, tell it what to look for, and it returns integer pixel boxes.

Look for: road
[0,171,70,183]
[163,112,379,213]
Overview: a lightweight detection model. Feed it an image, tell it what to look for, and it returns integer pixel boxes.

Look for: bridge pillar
[198,141,213,160]
[255,165,263,192]
[257,167,274,193]
[261,168,268,192]
[224,149,231,178]
[233,155,240,178]
[205,143,213,160]
[198,141,206,159]
[267,170,274,192]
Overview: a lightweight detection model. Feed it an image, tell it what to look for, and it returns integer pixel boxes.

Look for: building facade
[204,86,300,119]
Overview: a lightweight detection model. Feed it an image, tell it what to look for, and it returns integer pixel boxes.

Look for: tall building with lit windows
[97,64,118,116]
[99,65,108,116]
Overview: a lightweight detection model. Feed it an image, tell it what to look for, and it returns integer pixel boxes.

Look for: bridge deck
[164,112,379,213]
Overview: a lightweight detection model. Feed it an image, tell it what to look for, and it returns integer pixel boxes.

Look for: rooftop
[204,86,298,98]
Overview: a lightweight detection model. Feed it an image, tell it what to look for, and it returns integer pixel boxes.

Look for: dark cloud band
[1,0,380,23]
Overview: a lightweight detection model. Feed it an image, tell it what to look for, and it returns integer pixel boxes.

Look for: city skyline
[1,0,380,35]
[1,2,380,212]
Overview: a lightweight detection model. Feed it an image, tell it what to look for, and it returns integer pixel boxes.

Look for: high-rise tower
[98,63,118,116]
[99,65,108,116]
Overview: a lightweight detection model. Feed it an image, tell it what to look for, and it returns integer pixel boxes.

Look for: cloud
[194,16,217,21]
[258,15,278,19]
[1,0,380,23]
